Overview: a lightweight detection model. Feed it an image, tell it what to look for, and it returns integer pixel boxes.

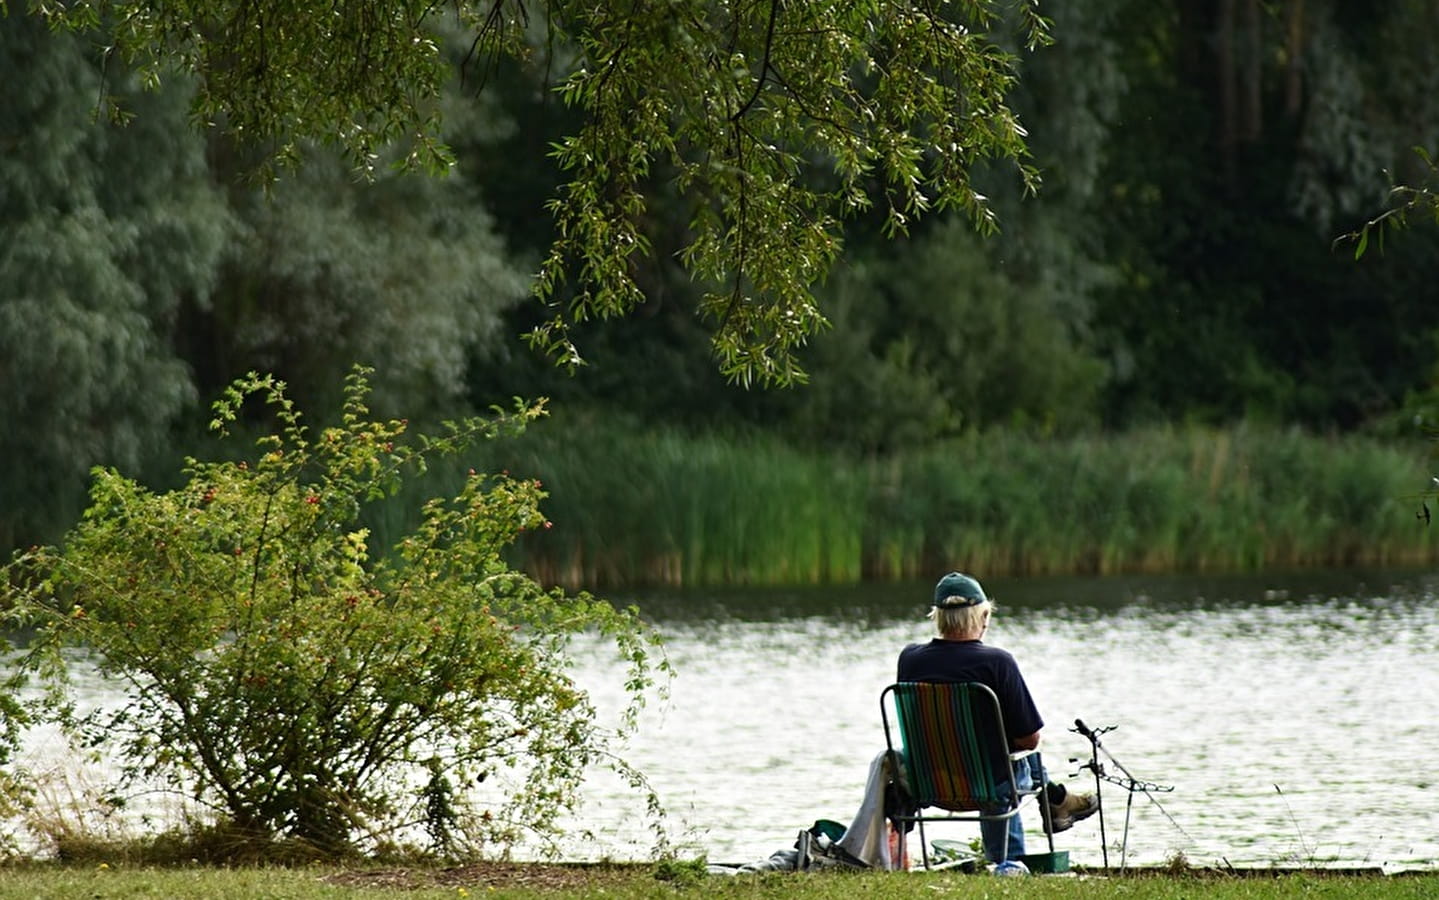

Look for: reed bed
[394,416,1437,590]
[865,425,1432,580]
[474,413,867,588]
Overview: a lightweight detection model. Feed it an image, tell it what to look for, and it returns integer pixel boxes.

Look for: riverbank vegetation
[6,4,1439,583]
[1,372,669,860]
[460,418,1437,590]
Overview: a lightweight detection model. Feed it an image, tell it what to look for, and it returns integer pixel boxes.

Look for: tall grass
[469,411,867,588]
[374,414,1438,590]
[866,425,1433,580]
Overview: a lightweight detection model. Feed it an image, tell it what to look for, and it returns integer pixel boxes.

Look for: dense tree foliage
[1081,0,1439,430]
[468,0,1439,441]
[5,1,1439,552]
[194,146,530,419]
[19,0,1050,388]
[1,20,529,548]
[0,16,225,549]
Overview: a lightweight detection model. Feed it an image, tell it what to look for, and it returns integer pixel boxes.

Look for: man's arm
[1012,730,1041,751]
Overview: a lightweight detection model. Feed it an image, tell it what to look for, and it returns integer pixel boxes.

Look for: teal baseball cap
[933,572,987,607]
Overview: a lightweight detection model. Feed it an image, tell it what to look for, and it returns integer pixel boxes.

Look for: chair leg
[917,819,929,869]
[1041,784,1056,855]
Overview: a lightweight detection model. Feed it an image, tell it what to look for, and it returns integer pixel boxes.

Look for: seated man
[896,571,1097,867]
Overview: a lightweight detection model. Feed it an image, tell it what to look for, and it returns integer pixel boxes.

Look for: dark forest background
[5,1,1439,572]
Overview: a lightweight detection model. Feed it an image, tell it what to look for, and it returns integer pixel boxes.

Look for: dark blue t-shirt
[896,639,1044,743]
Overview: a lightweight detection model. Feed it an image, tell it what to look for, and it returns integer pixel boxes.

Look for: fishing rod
[1070,718,1187,871]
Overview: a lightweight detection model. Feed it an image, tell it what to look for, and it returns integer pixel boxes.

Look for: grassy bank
[0,862,1435,899]
[445,417,1436,589]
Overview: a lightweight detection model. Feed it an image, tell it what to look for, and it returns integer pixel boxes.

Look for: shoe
[1044,791,1099,834]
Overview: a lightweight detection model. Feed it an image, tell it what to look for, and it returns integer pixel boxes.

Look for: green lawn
[0,863,1434,900]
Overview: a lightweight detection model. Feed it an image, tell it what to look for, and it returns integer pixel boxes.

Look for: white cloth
[836,749,907,869]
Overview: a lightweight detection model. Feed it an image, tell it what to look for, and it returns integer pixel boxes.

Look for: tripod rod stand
[1070,718,1176,872]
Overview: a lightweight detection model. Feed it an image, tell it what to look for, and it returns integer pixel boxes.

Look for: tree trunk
[1284,0,1306,118]
[1216,0,1238,184]
[1241,0,1262,142]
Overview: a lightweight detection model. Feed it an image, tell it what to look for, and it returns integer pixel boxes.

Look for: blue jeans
[980,755,1043,863]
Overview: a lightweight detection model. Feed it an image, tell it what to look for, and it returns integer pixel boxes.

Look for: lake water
[557,568,1439,872]
[10,567,1439,871]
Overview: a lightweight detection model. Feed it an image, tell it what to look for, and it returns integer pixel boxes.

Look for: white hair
[930,599,992,639]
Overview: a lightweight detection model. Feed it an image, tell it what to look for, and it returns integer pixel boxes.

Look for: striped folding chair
[881,681,1056,869]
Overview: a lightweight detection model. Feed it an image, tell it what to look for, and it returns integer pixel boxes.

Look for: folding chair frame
[881,681,1057,869]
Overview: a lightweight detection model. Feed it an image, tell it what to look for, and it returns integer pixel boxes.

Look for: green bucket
[1021,850,1070,873]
